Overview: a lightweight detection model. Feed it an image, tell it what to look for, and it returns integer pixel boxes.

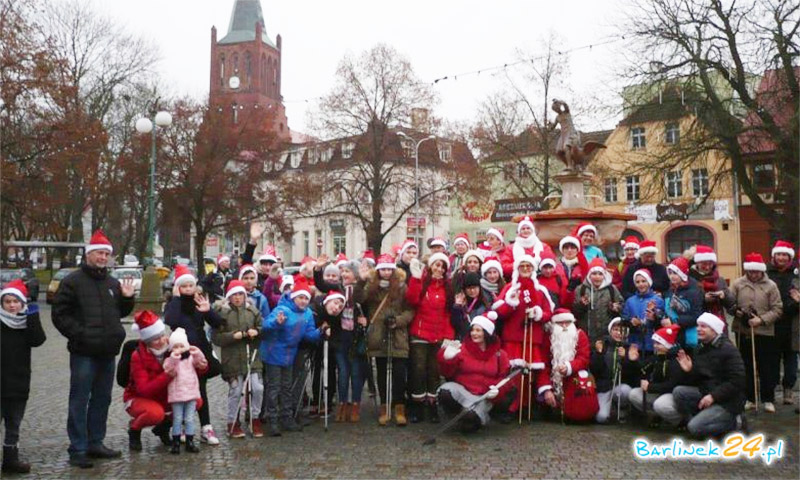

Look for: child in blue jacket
[622,269,666,356]
[260,279,327,436]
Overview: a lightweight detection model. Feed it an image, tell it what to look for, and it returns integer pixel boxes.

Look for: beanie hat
[652,324,680,349]
[376,253,396,270]
[637,240,658,256]
[517,216,535,234]
[485,227,505,244]
[559,236,581,252]
[216,253,230,266]
[279,275,294,291]
[481,256,502,276]
[667,257,689,282]
[131,310,166,342]
[575,222,598,238]
[428,252,450,269]
[169,327,189,349]
[334,253,349,267]
[340,260,360,278]
[238,263,257,280]
[86,229,113,254]
[620,236,641,251]
[225,280,247,298]
[174,264,196,288]
[470,311,498,336]
[0,278,28,304]
[323,263,341,278]
[693,245,717,264]
[743,253,767,272]
[633,269,653,287]
[463,272,481,288]
[453,233,470,248]
[552,308,576,323]
[607,317,623,333]
[290,278,312,299]
[398,240,418,259]
[771,240,795,260]
[323,291,345,306]
[697,312,725,335]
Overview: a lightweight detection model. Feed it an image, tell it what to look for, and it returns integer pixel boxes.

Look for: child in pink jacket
[163,327,208,454]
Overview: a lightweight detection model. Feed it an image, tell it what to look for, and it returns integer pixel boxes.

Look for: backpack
[116,339,140,388]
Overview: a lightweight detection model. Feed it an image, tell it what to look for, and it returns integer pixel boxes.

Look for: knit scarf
[0,308,27,329]
[379,280,390,288]
[480,278,498,294]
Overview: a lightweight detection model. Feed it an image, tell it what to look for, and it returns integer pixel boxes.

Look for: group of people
[1,223,798,473]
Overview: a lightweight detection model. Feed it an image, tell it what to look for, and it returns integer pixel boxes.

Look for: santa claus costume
[511,216,556,273]
[543,309,598,422]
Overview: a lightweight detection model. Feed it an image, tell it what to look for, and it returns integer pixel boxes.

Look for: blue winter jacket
[247,289,271,322]
[260,295,322,367]
[583,245,606,263]
[664,277,704,348]
[622,288,665,353]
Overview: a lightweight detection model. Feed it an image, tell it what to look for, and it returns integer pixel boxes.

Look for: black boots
[458,411,481,434]
[2,446,31,474]
[170,436,181,455]
[152,419,172,446]
[427,402,440,424]
[269,422,282,437]
[409,402,423,423]
[86,444,121,459]
[128,428,142,451]
[184,435,199,453]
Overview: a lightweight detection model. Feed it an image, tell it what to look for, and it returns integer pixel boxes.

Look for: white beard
[550,323,578,398]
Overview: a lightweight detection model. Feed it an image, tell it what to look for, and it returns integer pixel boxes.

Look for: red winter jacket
[538,271,569,309]
[492,278,554,346]
[123,342,173,409]
[438,338,510,396]
[612,257,638,291]
[491,245,515,282]
[407,275,454,343]
[542,327,591,378]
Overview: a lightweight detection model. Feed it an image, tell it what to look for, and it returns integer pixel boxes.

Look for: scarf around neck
[480,278,498,294]
[0,308,27,329]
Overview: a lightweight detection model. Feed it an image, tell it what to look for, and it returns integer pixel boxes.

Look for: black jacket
[589,336,640,392]
[52,264,134,358]
[683,335,746,414]
[1,307,46,400]
[767,263,800,334]
[622,260,670,299]
[199,268,233,301]
[639,349,684,395]
[163,295,224,356]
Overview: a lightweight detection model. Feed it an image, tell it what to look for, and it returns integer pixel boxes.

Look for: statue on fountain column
[552,99,606,172]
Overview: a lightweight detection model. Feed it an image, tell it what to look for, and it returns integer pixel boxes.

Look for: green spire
[218,0,275,47]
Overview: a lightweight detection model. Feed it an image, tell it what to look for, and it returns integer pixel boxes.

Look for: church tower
[209,0,290,141]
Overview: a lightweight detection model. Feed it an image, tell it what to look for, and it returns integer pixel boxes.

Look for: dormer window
[438,143,452,162]
[342,142,354,159]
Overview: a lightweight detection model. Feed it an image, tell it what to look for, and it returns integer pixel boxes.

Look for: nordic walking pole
[519,320,528,425]
[386,329,393,420]
[423,368,524,445]
[229,343,258,436]
[323,338,329,432]
[527,322,533,422]
[750,324,759,414]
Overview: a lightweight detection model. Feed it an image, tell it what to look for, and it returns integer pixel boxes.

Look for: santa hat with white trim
[173,264,196,288]
[771,240,795,260]
[300,256,317,269]
[667,257,690,282]
[481,256,502,277]
[428,237,447,249]
[427,252,450,270]
[485,227,505,244]
[575,222,598,238]
[652,324,680,349]
[633,269,653,287]
[693,245,717,264]
[538,251,557,270]
[216,253,230,266]
[637,240,658,256]
[279,275,294,291]
[361,250,376,266]
[587,257,608,276]
[290,278,312,300]
[559,235,581,252]
[743,252,767,272]
[258,245,278,263]
[607,317,623,333]
[620,236,641,251]
[376,253,396,270]
[697,312,725,335]
[225,280,247,298]
[86,229,113,255]
[0,278,28,305]
[462,250,483,266]
[552,308,576,323]
[397,240,418,259]
[323,291,346,306]
[131,310,166,342]
[470,311,498,336]
[334,253,349,267]
[517,216,535,234]
[453,233,470,249]
[238,263,258,280]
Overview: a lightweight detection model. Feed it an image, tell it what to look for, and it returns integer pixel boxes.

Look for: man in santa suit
[544,308,599,422]
[492,254,555,416]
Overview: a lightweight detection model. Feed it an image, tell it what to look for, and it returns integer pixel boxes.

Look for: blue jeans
[335,347,365,403]
[673,385,736,437]
[67,354,115,455]
[171,400,197,436]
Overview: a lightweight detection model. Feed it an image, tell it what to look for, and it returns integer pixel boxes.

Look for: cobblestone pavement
[6,303,798,479]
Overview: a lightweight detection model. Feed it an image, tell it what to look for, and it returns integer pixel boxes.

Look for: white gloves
[505,284,521,308]
[509,358,527,369]
[410,258,424,279]
[443,345,462,360]
[486,385,500,399]
[526,306,543,322]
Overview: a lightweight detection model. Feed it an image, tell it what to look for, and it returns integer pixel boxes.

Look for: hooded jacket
[621,260,670,299]
[571,272,622,341]
[123,341,172,408]
[211,300,263,381]
[664,277,704,348]
[355,269,413,358]
[639,348,684,395]
[406,274,454,343]
[682,334,746,414]
[589,335,640,392]
[622,288,665,353]
[260,295,322,367]
[1,305,46,400]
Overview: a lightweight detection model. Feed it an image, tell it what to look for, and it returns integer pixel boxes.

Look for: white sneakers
[764,402,776,413]
[201,425,220,445]
[744,401,755,411]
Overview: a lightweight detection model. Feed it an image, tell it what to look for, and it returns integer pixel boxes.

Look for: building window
[315,229,322,256]
[516,162,527,179]
[342,142,354,159]
[401,138,414,158]
[232,54,239,75]
[302,231,310,257]
[665,123,680,145]
[692,168,709,197]
[666,171,683,198]
[438,143,452,162]
[245,52,252,84]
[219,55,225,86]
[604,178,618,203]
[333,232,346,255]
[626,175,640,202]
[666,226,714,261]
[753,163,775,190]
[232,103,239,124]
[631,127,646,149]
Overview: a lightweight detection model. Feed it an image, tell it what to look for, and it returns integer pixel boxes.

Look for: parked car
[161,266,198,302]
[46,268,78,304]
[281,266,301,277]
[110,267,143,297]
[123,254,140,266]
[0,268,40,301]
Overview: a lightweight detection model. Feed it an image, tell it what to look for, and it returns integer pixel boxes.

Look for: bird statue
[552,99,606,172]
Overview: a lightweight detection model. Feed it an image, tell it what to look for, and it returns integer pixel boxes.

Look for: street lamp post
[135,104,172,260]
[397,131,435,240]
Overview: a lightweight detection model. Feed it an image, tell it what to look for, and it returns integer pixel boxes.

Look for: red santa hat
[587,257,608,276]
[398,240,418,258]
[131,310,166,342]
[469,311,498,336]
[290,278,312,300]
[633,269,653,287]
[693,245,717,264]
[323,291,346,306]
[300,256,317,268]
[225,280,247,298]
[771,240,795,260]
[559,235,581,252]
[697,312,725,335]
[481,256,502,276]
[637,240,658,256]
[538,251,557,270]
[376,253,396,270]
[652,324,681,349]
[361,250,376,265]
[258,245,278,263]
[173,264,196,287]
[667,257,689,282]
[620,236,641,251]
[279,275,294,291]
[0,278,28,304]
[575,222,598,238]
[86,229,113,254]
[427,252,450,269]
[517,216,535,234]
[238,263,258,280]
[485,227,505,244]
[428,237,447,249]
[552,308,576,323]
[334,253,349,267]
[743,252,767,272]
[216,253,231,266]
[607,317,623,333]
[453,233,471,248]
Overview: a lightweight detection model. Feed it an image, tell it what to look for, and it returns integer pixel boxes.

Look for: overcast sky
[82,0,630,134]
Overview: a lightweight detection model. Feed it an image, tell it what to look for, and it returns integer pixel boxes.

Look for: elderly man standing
[53,230,135,468]
[621,240,670,299]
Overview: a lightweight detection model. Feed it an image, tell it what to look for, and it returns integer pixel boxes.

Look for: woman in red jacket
[437,314,527,433]
[406,253,454,423]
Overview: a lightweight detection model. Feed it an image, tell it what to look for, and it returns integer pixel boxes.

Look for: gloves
[509,358,527,368]
[526,305,543,322]
[505,284,520,308]
[443,345,462,360]
[486,385,500,399]
[409,258,424,279]
[384,315,397,330]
